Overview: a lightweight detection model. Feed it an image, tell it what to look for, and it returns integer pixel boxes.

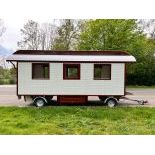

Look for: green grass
[0,106,155,135]
[127,85,155,89]
[0,79,16,85]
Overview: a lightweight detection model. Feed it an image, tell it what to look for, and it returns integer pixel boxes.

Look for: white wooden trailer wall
[18,62,125,96]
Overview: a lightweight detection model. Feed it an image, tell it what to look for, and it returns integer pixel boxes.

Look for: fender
[33,96,48,104]
[104,96,118,104]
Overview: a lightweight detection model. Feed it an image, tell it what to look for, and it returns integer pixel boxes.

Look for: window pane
[67,67,78,78]
[94,66,102,78]
[94,64,111,80]
[64,64,80,79]
[44,66,49,78]
[32,63,49,79]
[101,65,111,79]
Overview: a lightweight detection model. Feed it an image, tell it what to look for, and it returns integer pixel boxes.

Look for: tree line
[0,19,155,85]
[17,19,84,50]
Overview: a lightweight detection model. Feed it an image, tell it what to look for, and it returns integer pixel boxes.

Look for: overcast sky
[0,0,63,50]
[0,0,154,51]
[0,0,82,50]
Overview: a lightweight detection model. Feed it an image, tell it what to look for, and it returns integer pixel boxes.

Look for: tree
[78,19,155,85]
[52,19,84,50]
[18,20,57,50]
[0,19,5,38]
[139,19,155,39]
[127,19,155,85]
[18,20,40,50]
[0,19,6,68]
[78,19,142,50]
[39,23,57,50]
[126,36,155,85]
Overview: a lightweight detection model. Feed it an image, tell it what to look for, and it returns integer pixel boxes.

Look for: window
[94,64,111,80]
[32,63,49,79]
[63,64,80,80]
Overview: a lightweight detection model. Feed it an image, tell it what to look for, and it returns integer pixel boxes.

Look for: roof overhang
[6,55,136,63]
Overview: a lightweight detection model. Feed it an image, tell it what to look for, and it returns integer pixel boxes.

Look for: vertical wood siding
[18,62,125,95]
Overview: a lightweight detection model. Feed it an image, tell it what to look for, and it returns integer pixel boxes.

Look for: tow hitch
[120,96,148,105]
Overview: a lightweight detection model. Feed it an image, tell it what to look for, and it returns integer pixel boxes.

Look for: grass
[127,85,155,89]
[0,79,16,85]
[0,106,155,135]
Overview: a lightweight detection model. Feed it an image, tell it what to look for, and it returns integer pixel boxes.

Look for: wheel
[33,98,46,107]
[138,100,145,105]
[106,98,118,107]
[45,96,53,104]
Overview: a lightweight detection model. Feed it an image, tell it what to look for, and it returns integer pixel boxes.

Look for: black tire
[33,98,46,107]
[106,98,118,107]
[45,96,53,104]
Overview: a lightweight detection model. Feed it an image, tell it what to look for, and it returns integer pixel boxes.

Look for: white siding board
[18,62,125,95]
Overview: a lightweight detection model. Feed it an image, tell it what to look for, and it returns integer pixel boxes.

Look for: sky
[0,0,77,50]
[0,0,155,51]
[0,0,63,50]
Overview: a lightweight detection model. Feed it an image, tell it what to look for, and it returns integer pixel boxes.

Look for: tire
[106,98,118,108]
[33,98,46,107]
[45,96,53,104]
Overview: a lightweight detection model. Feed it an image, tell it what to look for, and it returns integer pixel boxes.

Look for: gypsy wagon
[6,50,136,107]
